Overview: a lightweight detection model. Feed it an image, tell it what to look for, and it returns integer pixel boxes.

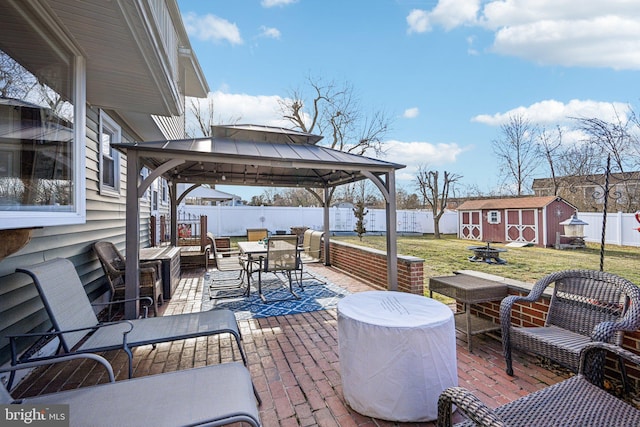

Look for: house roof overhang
[0,0,208,118]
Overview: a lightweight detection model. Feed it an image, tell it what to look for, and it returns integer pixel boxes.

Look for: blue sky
[176,0,640,201]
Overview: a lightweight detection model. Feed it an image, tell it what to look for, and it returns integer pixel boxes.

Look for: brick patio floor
[11,264,571,426]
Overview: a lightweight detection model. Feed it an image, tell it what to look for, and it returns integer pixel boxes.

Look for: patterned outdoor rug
[201,270,351,320]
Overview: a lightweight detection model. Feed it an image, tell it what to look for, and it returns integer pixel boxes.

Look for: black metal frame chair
[257,235,302,303]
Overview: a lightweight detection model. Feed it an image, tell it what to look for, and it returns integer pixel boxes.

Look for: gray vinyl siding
[0,107,156,366]
[153,113,184,140]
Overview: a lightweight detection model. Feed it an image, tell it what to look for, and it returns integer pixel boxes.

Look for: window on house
[487,211,501,224]
[99,111,120,195]
[0,35,84,228]
[161,180,168,203]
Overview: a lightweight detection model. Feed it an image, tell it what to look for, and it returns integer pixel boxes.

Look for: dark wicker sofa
[500,269,640,376]
[437,342,640,426]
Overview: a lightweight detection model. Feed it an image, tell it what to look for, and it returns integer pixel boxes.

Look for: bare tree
[279,76,390,156]
[573,112,635,173]
[573,111,640,212]
[280,77,391,154]
[185,95,241,138]
[536,126,563,195]
[415,166,461,238]
[0,50,36,99]
[278,75,392,205]
[396,187,421,209]
[353,182,368,241]
[493,114,538,195]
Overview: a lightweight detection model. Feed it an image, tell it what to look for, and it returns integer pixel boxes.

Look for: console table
[429,274,508,351]
[140,247,181,299]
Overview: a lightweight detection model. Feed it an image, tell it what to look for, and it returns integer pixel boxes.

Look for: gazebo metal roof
[112,124,405,319]
[113,124,404,189]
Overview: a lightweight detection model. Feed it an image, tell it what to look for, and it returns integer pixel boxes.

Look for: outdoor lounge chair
[1,353,262,427]
[93,241,164,318]
[501,269,640,377]
[8,258,248,386]
[437,342,640,426]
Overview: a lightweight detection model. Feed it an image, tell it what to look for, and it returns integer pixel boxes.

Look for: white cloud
[409,0,640,70]
[259,26,281,39]
[403,107,419,119]
[261,0,298,7]
[207,91,291,127]
[183,12,243,45]
[187,91,290,132]
[472,99,634,146]
[381,140,468,181]
[472,99,631,126]
[407,0,480,33]
[407,9,431,33]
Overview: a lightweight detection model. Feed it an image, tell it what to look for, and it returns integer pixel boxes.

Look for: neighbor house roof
[457,196,571,210]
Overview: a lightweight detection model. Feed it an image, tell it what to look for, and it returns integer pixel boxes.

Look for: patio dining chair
[1,353,262,427]
[93,241,163,318]
[7,258,249,388]
[257,235,302,303]
[296,230,327,287]
[206,233,249,299]
[247,228,268,241]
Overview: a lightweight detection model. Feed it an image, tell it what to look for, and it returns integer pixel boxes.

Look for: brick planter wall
[328,239,425,294]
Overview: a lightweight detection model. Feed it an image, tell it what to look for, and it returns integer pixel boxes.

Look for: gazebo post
[362,170,398,290]
[323,187,331,266]
[385,171,398,290]
[170,181,178,247]
[124,150,141,319]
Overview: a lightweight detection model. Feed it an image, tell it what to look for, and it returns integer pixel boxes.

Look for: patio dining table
[237,241,267,284]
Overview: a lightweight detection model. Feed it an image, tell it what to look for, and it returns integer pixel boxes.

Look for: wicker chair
[93,241,164,318]
[437,342,640,426]
[501,269,640,377]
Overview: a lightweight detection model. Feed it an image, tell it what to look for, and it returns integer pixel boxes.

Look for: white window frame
[161,179,168,204]
[487,210,501,224]
[99,111,121,196]
[0,56,86,229]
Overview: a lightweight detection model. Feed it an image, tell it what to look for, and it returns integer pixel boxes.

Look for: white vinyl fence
[579,211,640,247]
[179,205,459,237]
[179,205,640,247]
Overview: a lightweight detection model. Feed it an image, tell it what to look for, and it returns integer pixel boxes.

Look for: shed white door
[460,210,482,240]
[505,209,538,243]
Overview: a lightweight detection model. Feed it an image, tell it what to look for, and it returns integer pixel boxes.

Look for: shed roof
[457,196,570,211]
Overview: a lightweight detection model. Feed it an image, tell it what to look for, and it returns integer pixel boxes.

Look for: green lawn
[331,234,640,285]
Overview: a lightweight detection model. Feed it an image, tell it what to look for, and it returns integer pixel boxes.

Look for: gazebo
[113,124,405,318]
